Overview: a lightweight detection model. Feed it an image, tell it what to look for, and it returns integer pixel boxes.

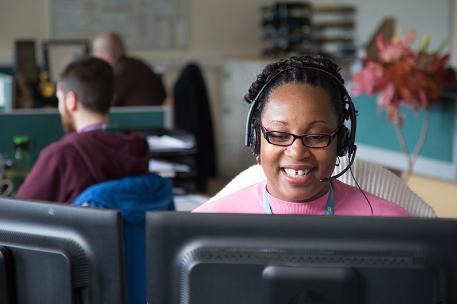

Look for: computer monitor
[146,212,457,304]
[0,73,13,111]
[0,197,125,304]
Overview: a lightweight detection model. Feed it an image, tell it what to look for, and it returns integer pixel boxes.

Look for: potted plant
[352,30,457,179]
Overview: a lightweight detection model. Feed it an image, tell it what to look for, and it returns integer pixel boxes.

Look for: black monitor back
[146,212,457,304]
[0,197,125,304]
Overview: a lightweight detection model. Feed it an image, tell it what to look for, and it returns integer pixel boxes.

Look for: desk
[408,174,457,218]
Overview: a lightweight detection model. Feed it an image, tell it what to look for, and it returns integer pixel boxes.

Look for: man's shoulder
[39,134,80,159]
[43,133,77,151]
[117,56,154,73]
[69,129,147,147]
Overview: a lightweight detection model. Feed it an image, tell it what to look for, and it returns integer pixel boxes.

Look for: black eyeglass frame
[260,125,339,148]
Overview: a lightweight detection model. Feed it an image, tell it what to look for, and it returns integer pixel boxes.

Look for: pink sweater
[193,180,410,216]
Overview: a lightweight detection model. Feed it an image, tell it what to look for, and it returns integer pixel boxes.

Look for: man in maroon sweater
[92,32,166,106]
[16,57,149,203]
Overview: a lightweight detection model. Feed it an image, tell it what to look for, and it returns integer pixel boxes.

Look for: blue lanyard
[262,183,334,215]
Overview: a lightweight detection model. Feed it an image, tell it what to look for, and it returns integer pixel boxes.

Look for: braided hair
[245,55,348,138]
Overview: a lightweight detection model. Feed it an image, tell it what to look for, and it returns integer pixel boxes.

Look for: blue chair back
[73,173,174,304]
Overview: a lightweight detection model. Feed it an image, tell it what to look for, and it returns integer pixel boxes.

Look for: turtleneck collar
[262,181,331,215]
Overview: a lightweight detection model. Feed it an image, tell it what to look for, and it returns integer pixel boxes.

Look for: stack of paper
[147,135,195,152]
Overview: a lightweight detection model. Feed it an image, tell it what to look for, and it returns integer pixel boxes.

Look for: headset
[244,65,358,183]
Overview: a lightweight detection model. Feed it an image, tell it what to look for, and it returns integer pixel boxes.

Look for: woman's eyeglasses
[260,126,338,148]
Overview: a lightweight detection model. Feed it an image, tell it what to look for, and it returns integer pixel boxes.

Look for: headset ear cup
[250,127,260,154]
[254,127,261,154]
[337,126,349,157]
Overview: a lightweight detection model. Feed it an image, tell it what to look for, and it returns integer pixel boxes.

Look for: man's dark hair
[58,56,113,114]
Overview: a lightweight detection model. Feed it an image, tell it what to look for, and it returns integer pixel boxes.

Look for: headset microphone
[320,145,357,183]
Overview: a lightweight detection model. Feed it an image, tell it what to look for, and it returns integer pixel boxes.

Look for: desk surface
[407,174,457,218]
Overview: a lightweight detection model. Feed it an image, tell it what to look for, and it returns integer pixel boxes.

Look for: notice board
[51,0,188,49]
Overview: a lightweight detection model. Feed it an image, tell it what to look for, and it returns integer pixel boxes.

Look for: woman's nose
[285,138,310,159]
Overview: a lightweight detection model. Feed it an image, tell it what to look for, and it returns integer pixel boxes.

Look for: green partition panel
[0,106,169,163]
[0,112,62,163]
[110,107,169,129]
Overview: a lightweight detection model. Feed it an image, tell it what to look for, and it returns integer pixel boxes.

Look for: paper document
[174,194,209,211]
[149,158,191,174]
[147,135,195,151]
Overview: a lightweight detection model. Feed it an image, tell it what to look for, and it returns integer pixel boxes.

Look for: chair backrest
[208,158,436,217]
[72,173,174,304]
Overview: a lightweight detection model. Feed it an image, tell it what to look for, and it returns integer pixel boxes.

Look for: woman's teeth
[283,168,312,176]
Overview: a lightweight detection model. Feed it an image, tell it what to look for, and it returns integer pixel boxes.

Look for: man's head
[57,57,113,132]
[92,32,126,66]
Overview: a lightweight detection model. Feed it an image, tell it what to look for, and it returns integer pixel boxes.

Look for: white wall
[0,0,50,64]
[452,0,457,67]
[0,0,269,65]
[346,0,452,50]
[1,0,454,64]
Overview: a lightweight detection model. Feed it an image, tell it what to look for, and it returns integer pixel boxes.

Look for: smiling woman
[193,55,409,217]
